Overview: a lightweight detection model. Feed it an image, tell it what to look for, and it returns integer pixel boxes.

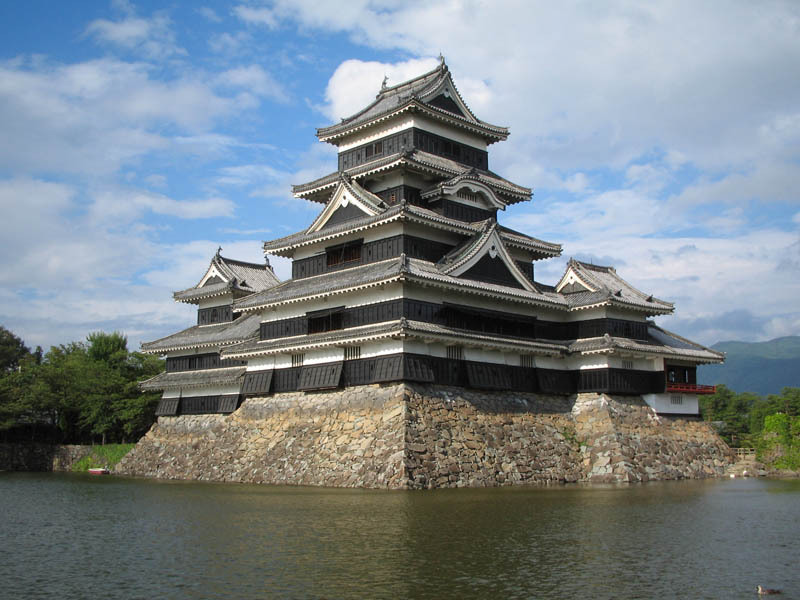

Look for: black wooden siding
[577,368,664,396]
[297,362,343,391]
[155,398,179,416]
[320,203,368,230]
[461,254,525,289]
[260,298,538,341]
[156,356,666,416]
[291,234,453,279]
[260,298,647,346]
[337,127,488,171]
[197,305,233,326]
[536,318,649,342]
[439,199,495,223]
[426,93,465,117]
[155,395,241,416]
[166,353,247,372]
[412,129,488,170]
[241,370,274,396]
[374,185,422,206]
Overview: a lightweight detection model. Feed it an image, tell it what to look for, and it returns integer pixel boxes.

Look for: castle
[127,60,730,488]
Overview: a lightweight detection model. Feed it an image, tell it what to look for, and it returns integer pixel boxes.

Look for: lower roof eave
[573,343,723,364]
[140,340,241,355]
[236,274,405,314]
[568,300,673,316]
[222,330,402,360]
[403,273,566,311]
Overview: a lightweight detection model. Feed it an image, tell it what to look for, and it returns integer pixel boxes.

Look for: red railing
[666,383,717,395]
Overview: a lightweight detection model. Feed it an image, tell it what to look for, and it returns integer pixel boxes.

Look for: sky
[0,0,799,352]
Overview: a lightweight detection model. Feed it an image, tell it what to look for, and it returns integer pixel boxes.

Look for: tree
[0,326,30,372]
[86,331,128,366]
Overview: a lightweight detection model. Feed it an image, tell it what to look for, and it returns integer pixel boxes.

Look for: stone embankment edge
[0,444,94,472]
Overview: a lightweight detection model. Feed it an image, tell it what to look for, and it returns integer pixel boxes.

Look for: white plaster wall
[161,383,241,399]
[304,347,345,365]
[336,114,487,152]
[246,356,276,371]
[643,393,699,415]
[411,115,487,150]
[166,347,221,359]
[606,307,648,322]
[337,116,415,151]
[197,296,233,309]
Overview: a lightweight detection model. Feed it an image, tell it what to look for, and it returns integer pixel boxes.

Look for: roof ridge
[218,255,268,269]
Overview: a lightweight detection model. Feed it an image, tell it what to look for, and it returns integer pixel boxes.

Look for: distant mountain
[698,336,800,396]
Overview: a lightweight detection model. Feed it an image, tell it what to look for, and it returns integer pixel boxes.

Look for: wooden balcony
[666,383,716,395]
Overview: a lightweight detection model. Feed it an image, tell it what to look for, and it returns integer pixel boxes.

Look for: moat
[1,473,798,599]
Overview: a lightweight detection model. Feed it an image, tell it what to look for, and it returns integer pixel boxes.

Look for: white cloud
[197,7,222,23]
[144,174,167,188]
[321,57,438,121]
[270,1,800,172]
[0,57,244,177]
[216,64,289,103]
[85,6,186,60]
[233,5,278,28]
[0,178,157,291]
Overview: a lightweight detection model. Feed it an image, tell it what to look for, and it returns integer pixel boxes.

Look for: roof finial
[438,52,445,66]
[216,246,222,257]
[381,74,388,90]
[265,256,272,272]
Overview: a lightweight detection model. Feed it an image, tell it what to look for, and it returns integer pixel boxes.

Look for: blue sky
[1,0,799,351]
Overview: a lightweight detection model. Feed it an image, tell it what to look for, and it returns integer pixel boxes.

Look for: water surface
[1,473,798,599]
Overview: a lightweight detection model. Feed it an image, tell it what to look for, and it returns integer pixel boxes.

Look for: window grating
[446,345,464,360]
[291,353,305,368]
[344,346,361,361]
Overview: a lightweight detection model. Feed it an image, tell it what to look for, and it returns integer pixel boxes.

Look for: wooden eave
[317,100,509,146]
[293,151,530,205]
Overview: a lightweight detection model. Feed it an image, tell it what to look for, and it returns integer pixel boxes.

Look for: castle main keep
[117,60,732,487]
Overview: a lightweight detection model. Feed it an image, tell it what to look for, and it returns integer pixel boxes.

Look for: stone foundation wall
[403,385,583,488]
[0,444,94,472]
[116,384,734,488]
[572,393,734,482]
[115,384,408,487]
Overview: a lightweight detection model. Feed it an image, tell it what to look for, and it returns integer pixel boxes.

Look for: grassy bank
[71,443,135,472]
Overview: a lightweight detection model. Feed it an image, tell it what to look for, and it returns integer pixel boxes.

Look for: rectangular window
[520,355,536,369]
[326,240,363,268]
[291,353,305,368]
[308,310,344,334]
[344,346,361,361]
[374,141,383,154]
[670,394,683,405]
[446,345,464,361]
[622,360,634,370]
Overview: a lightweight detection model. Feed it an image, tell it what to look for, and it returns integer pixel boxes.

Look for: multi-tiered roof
[141,59,722,417]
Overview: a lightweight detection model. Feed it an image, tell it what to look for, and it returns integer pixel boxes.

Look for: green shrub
[71,443,134,472]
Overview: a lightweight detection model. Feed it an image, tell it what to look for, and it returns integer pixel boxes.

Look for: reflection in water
[1,474,798,599]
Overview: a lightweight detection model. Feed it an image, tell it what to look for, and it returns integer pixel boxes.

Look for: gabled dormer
[173,249,281,325]
[556,259,597,295]
[420,170,509,223]
[306,175,386,234]
[557,259,673,315]
[437,221,538,291]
